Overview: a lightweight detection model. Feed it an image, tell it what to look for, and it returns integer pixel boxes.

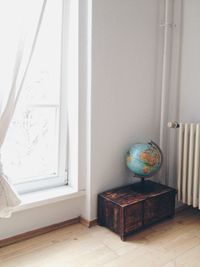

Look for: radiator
[178,123,200,208]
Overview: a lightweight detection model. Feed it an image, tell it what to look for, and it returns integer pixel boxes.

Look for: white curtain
[0,0,47,218]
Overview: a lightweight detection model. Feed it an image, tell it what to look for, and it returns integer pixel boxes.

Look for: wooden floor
[1,208,200,267]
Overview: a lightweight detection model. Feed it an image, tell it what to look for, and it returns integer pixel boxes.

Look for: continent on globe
[139,150,159,166]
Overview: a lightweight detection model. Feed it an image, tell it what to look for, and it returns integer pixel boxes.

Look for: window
[1,0,68,193]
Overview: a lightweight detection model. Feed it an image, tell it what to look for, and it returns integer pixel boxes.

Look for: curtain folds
[0,0,47,218]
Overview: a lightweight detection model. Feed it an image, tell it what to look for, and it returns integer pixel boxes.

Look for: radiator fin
[178,123,200,208]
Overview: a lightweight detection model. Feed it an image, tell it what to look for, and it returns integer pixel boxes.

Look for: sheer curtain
[0,0,47,218]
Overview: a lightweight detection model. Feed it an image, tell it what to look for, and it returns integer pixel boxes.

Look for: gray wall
[89,0,162,219]
[179,0,200,122]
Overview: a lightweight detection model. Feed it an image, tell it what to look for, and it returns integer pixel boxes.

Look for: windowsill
[14,186,86,212]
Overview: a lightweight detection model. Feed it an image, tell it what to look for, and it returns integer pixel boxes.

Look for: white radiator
[178,123,200,208]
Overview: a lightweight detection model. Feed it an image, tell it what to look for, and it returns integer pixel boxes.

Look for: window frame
[12,0,69,194]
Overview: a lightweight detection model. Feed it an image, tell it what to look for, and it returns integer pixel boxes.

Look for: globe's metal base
[141,177,145,184]
[131,175,147,184]
[131,176,154,193]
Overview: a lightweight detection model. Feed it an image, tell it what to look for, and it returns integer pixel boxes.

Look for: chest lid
[99,180,176,207]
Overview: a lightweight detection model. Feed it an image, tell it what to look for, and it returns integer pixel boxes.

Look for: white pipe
[159,0,173,185]
[159,0,170,150]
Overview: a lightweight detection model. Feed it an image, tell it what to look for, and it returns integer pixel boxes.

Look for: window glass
[1,0,64,184]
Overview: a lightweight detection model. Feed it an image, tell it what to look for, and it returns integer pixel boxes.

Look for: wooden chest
[98,180,177,240]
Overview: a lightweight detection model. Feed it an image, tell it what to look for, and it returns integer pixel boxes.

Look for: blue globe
[126,141,162,178]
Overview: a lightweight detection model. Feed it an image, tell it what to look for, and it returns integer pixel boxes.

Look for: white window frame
[13,0,79,194]
[12,0,84,196]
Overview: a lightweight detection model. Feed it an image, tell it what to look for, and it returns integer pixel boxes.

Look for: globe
[126,141,162,178]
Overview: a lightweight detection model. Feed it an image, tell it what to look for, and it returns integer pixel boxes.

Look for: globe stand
[131,176,153,193]
[138,177,147,192]
[141,177,145,185]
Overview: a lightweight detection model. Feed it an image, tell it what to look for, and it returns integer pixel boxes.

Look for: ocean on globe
[126,141,162,178]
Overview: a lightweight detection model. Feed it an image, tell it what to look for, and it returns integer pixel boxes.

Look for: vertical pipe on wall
[167,0,183,189]
[159,0,170,149]
[159,0,174,185]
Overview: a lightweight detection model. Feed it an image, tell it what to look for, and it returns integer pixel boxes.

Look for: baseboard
[0,217,80,248]
[0,215,98,248]
[80,217,97,228]
[0,206,189,248]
